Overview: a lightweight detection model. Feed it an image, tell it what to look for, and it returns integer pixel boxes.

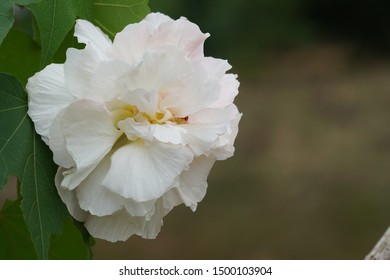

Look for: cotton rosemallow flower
[26,12,241,242]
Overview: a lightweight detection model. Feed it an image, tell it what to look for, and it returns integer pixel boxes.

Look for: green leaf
[0,200,37,259]
[0,200,92,259]
[27,0,93,67]
[0,73,33,189]
[51,26,84,64]
[0,0,14,45]
[93,0,150,38]
[13,0,42,5]
[0,73,69,259]
[0,27,41,86]
[49,218,94,259]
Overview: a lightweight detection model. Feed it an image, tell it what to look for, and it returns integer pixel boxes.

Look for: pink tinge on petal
[111,12,209,65]
[148,16,210,59]
[26,13,240,242]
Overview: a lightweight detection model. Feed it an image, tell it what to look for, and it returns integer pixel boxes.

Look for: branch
[365,226,390,260]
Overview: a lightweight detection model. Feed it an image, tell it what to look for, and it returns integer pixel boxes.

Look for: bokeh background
[94,0,390,259]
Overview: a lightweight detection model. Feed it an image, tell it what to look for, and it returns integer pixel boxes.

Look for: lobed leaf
[93,0,150,38]
[0,200,37,259]
[13,0,42,5]
[0,27,41,86]
[0,0,14,45]
[0,200,92,259]
[0,73,33,189]
[0,73,68,259]
[49,218,94,259]
[27,0,93,67]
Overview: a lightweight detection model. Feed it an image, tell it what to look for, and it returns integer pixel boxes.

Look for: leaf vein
[0,105,28,113]
[32,134,45,259]
[93,2,145,9]
[0,89,25,103]
[0,113,28,154]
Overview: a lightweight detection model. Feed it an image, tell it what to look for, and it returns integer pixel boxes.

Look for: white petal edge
[118,118,186,145]
[85,203,164,241]
[54,99,122,190]
[102,141,193,201]
[75,151,156,218]
[55,167,88,221]
[74,19,112,58]
[27,64,75,144]
[176,155,216,211]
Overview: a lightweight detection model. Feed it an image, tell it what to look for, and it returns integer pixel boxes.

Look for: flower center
[108,101,188,129]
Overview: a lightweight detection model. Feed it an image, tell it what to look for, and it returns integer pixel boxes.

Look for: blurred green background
[94,0,390,259]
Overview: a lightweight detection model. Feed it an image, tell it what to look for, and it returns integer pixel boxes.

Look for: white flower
[27,12,241,242]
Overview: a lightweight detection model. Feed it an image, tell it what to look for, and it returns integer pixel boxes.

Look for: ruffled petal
[120,88,159,118]
[64,20,112,99]
[120,48,220,116]
[85,205,164,241]
[200,57,232,79]
[64,48,99,99]
[149,15,209,59]
[111,18,154,65]
[158,55,221,116]
[55,167,88,221]
[212,74,240,108]
[89,60,132,101]
[198,57,239,108]
[183,106,237,156]
[75,153,123,216]
[27,64,75,144]
[75,151,156,218]
[54,99,122,190]
[102,141,192,201]
[111,12,208,65]
[118,118,185,144]
[49,109,75,168]
[124,199,156,220]
[85,210,146,242]
[177,156,216,211]
[143,12,172,28]
[210,106,242,160]
[74,19,112,57]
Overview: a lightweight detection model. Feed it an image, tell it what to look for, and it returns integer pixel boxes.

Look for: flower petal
[102,141,192,201]
[89,60,132,101]
[55,167,88,221]
[74,19,112,57]
[54,100,122,190]
[75,152,123,216]
[149,15,209,59]
[85,205,164,241]
[200,57,232,79]
[212,74,240,108]
[118,118,185,144]
[64,20,112,99]
[111,12,208,65]
[27,64,75,144]
[75,151,156,217]
[49,109,75,168]
[143,12,172,28]
[210,106,242,160]
[85,210,146,242]
[121,49,220,116]
[183,106,237,156]
[177,156,216,211]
